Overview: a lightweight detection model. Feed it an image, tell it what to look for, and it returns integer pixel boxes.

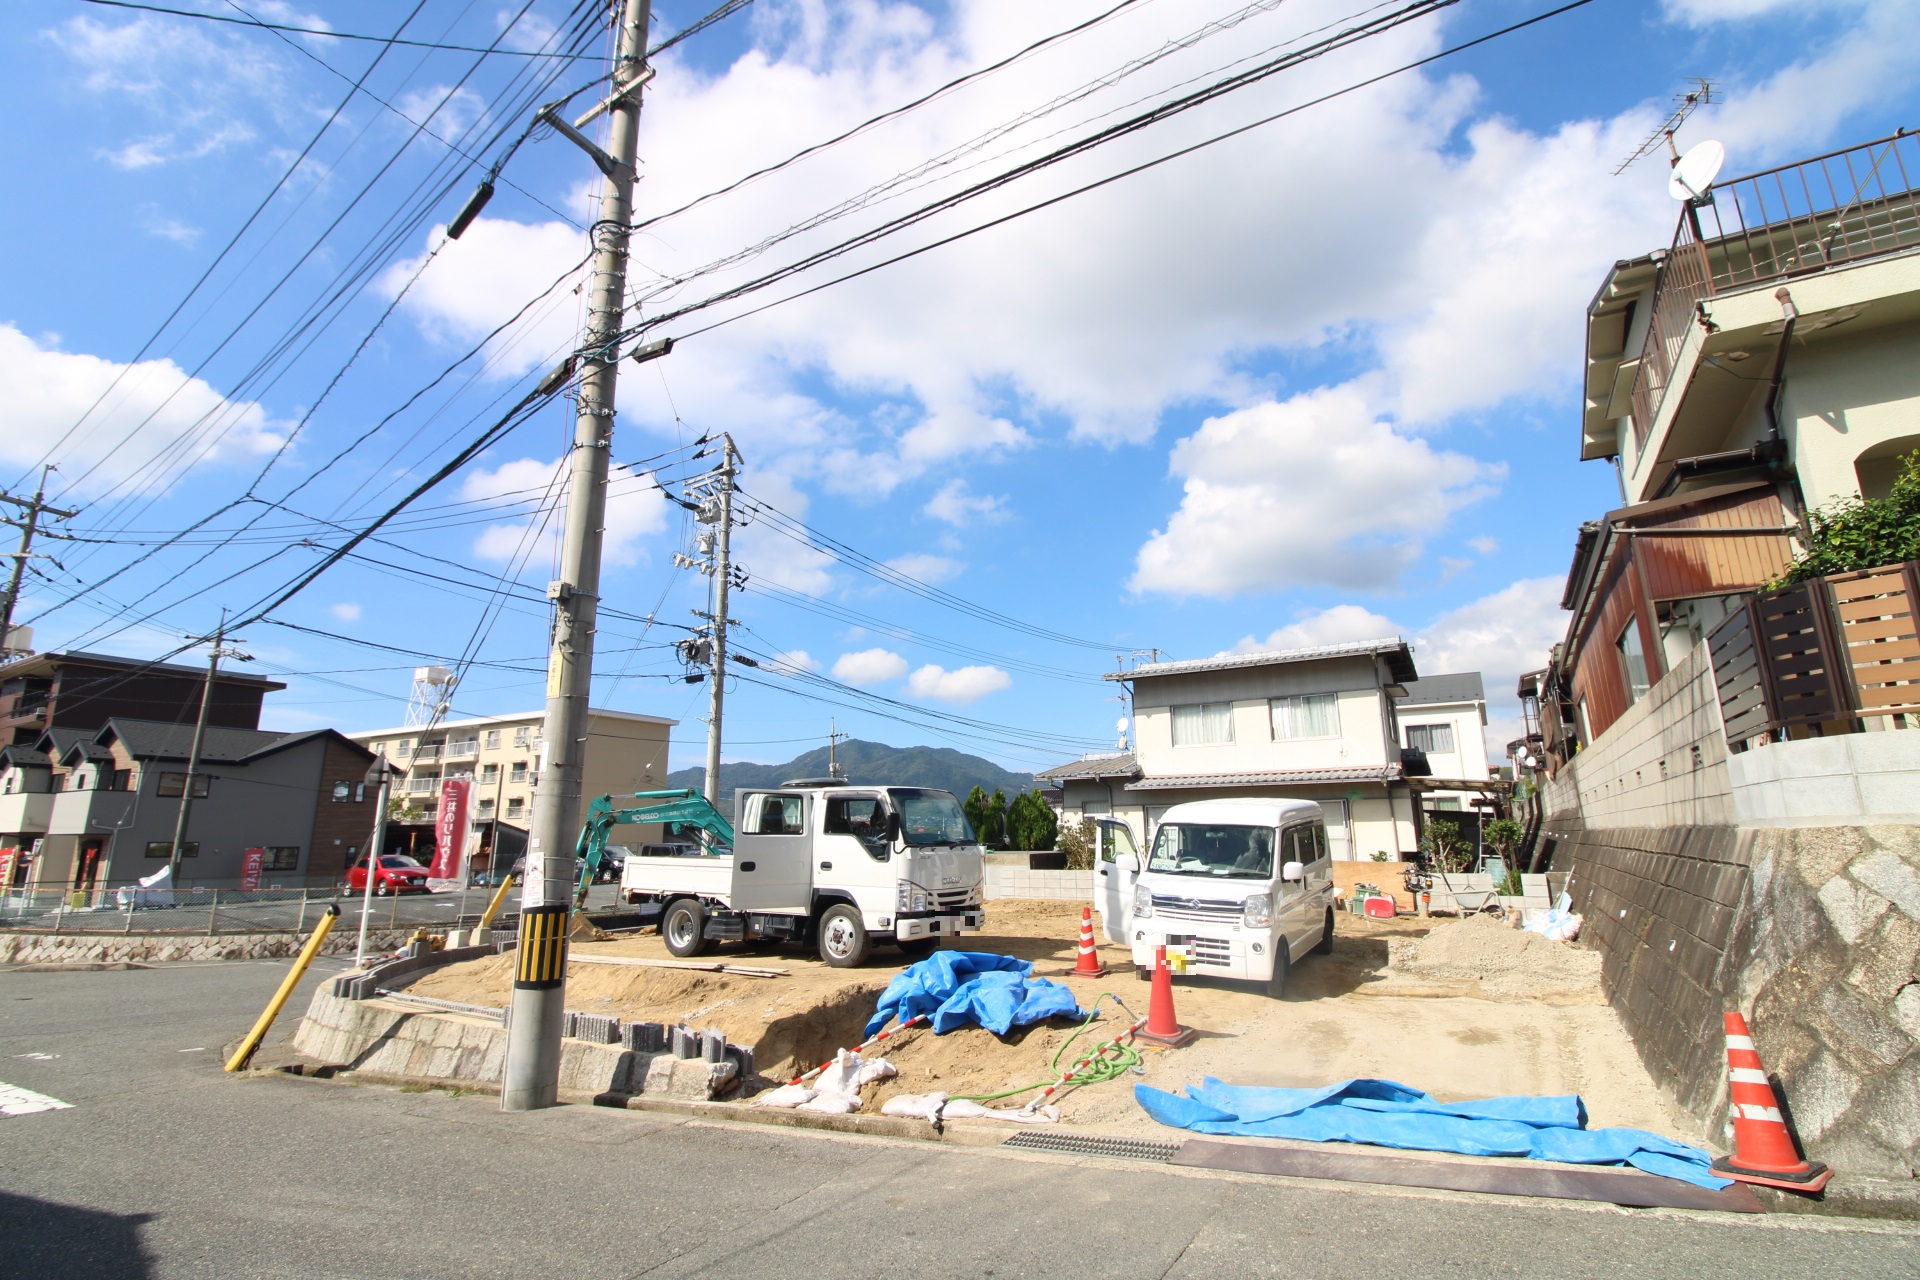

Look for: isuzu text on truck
[583,782,987,967]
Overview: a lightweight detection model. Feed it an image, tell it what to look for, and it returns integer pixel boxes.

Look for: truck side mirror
[1282,860,1305,883]
[887,811,902,843]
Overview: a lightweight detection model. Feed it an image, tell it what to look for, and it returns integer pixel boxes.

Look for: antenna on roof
[1613,78,1716,176]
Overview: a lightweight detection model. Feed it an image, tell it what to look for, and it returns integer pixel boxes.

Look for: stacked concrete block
[701,1029,726,1063]
[567,1013,620,1045]
[671,1025,699,1059]
[621,1021,666,1053]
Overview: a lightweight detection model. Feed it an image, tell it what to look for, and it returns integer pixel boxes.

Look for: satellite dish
[1669,140,1725,201]
[1116,717,1129,733]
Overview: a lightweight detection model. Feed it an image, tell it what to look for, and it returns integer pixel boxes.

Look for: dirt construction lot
[411,900,1687,1142]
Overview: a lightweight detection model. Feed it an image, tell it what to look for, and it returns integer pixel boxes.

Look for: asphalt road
[1,960,1915,1280]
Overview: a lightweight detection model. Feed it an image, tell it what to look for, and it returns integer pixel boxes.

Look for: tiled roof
[1128,765,1401,791]
[1034,752,1141,783]
[1105,638,1417,685]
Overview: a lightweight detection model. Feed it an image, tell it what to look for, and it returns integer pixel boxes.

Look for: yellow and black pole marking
[515,903,569,990]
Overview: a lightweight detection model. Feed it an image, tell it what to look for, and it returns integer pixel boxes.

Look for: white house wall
[1130,658,1394,777]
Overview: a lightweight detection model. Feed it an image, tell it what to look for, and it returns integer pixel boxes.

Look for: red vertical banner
[0,849,16,893]
[432,779,471,883]
[239,847,265,891]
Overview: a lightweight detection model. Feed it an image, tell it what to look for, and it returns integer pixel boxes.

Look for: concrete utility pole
[700,438,739,805]
[0,466,76,652]
[502,0,654,1113]
[166,612,247,884]
[354,758,394,967]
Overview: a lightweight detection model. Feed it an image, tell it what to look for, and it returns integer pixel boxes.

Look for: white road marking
[0,1082,74,1117]
[11,1053,58,1060]
[179,1047,206,1053]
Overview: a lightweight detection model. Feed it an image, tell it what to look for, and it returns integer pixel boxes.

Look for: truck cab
[1117,798,1334,996]
[618,782,986,967]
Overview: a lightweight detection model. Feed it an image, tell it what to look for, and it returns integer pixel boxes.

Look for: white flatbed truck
[605,781,987,967]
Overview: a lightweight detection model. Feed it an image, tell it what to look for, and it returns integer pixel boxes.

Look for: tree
[963,786,987,841]
[1484,817,1524,862]
[1057,817,1096,871]
[1419,818,1473,874]
[1775,451,1920,585]
[1005,791,1060,852]
[982,789,1008,848]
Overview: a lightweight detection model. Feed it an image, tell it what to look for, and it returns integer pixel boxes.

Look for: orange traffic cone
[1711,1012,1832,1192]
[1133,944,1195,1047]
[1072,906,1110,977]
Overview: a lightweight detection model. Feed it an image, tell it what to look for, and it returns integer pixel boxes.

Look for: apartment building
[348,708,677,876]
[1040,639,1471,861]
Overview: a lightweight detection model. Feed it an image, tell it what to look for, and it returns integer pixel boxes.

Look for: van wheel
[896,937,939,959]
[1314,907,1335,955]
[818,905,871,968]
[662,899,710,958]
[1266,946,1291,999]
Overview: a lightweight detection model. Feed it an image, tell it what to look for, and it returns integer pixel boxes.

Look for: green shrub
[1057,818,1096,871]
[1774,452,1920,586]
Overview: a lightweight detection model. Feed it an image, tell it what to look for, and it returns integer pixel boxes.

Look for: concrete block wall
[983,867,1095,901]
[1541,642,1735,832]
[1728,731,1920,827]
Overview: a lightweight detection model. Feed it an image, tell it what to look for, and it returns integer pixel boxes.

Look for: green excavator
[572,789,736,910]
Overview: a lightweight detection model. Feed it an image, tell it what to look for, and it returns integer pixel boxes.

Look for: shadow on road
[0,1189,155,1279]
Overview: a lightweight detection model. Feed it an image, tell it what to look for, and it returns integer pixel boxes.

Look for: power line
[77,0,606,57]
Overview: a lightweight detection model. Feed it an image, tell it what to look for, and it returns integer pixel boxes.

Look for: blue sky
[2,0,1914,775]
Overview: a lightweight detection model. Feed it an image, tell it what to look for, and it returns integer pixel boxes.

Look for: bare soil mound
[1387,913,1602,1000]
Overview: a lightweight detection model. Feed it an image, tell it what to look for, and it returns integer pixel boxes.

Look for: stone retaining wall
[292,986,738,1100]
[1556,821,1920,1177]
[0,929,417,967]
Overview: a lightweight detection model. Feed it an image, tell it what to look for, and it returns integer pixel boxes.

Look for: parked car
[343,854,431,896]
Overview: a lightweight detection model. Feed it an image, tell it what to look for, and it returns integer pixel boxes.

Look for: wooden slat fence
[1828,562,1920,719]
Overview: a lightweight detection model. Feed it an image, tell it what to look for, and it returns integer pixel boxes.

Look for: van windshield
[1147,823,1274,878]
[889,789,975,847]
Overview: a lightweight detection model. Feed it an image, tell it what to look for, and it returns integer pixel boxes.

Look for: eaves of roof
[1127,765,1402,791]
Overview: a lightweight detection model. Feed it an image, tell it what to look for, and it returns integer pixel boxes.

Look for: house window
[1405,723,1456,754]
[480,763,499,783]
[513,727,532,748]
[145,841,198,858]
[509,761,528,783]
[1171,702,1234,747]
[354,782,366,802]
[395,740,412,758]
[505,797,526,818]
[156,773,211,798]
[484,730,501,750]
[263,846,300,871]
[1271,693,1339,740]
[1618,620,1651,704]
[331,780,351,802]
[476,798,496,816]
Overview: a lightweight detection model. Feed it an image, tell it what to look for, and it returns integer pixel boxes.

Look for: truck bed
[620,852,737,904]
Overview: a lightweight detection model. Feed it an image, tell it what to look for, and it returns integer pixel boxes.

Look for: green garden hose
[955,992,1144,1104]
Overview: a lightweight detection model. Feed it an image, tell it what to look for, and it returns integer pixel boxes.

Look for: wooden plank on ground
[569,955,789,977]
[1168,1139,1766,1213]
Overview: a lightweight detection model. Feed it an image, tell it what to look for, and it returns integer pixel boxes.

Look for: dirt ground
[409,899,1684,1141]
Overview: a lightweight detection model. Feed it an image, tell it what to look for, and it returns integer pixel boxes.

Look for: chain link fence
[0,884,626,936]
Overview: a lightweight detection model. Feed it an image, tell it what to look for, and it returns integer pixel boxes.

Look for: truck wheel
[896,937,939,959]
[662,899,710,958]
[817,905,871,968]
[1266,945,1291,999]
[1314,906,1335,955]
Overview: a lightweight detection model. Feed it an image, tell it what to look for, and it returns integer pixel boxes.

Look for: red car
[344,854,431,895]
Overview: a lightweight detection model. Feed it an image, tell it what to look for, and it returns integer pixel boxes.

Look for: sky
[1,0,1915,777]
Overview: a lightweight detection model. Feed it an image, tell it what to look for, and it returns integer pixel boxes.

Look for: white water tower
[405,665,456,728]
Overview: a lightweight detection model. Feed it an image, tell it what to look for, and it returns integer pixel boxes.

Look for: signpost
[239,847,265,892]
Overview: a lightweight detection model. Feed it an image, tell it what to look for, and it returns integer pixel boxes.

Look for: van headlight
[1132,884,1153,918]
[1242,893,1272,929]
[896,882,927,913]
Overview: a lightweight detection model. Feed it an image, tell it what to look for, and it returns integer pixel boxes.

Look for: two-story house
[1397,672,1493,813]
[1040,638,1451,861]
[349,707,677,878]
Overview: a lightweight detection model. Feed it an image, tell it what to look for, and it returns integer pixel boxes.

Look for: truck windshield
[889,789,975,847]
[1147,823,1274,878]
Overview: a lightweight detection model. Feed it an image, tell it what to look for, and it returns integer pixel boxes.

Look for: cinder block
[622,1021,666,1053]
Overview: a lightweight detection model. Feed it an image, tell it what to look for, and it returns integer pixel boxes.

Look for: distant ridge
[666,739,1036,807]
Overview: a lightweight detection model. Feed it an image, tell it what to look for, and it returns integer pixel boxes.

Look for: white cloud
[833,648,909,684]
[0,324,285,495]
[395,85,489,137]
[1417,577,1569,695]
[381,217,588,379]
[924,479,1006,526]
[1229,605,1400,655]
[1467,536,1499,557]
[769,649,821,673]
[906,663,1012,704]
[459,457,667,569]
[329,602,362,622]
[1130,386,1503,598]
[884,553,962,584]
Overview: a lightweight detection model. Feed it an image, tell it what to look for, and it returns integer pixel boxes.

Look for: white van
[1098,798,1334,996]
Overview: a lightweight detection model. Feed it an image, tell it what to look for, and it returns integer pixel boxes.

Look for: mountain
[666,739,1037,809]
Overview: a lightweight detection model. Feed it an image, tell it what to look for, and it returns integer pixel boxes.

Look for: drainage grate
[1001,1131,1181,1162]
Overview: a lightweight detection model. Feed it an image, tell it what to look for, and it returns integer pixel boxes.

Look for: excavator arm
[573,789,736,908]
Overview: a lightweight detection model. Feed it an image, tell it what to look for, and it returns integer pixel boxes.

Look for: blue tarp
[864,951,1086,1038]
[1136,1077,1731,1189]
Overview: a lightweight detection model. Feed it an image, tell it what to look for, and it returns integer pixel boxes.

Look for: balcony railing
[1630,130,1920,451]
[444,739,479,761]
[409,744,441,763]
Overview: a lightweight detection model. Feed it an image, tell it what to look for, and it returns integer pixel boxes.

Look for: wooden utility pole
[166,612,248,884]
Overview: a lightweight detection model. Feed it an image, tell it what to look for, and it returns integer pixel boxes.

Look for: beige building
[348,708,677,876]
